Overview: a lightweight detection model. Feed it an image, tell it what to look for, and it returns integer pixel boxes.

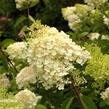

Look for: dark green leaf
[0,53,8,71]
[81,95,97,109]
[61,97,74,109]
[14,16,26,27]
[35,104,47,109]
[0,66,7,74]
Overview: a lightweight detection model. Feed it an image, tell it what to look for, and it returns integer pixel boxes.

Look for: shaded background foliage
[0,0,83,41]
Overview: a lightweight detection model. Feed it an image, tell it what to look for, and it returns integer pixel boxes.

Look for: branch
[0,40,18,74]
[0,49,18,74]
[27,4,30,26]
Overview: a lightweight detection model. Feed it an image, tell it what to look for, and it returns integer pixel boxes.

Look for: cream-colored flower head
[62,6,80,31]
[16,66,36,89]
[62,4,92,31]
[88,33,100,40]
[7,42,28,60]
[27,21,91,90]
[0,74,10,88]
[15,89,42,109]
[84,0,108,7]
[101,87,109,105]
[15,0,39,10]
[62,7,76,20]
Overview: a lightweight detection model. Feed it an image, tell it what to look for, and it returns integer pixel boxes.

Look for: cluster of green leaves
[77,2,109,34]
[0,20,19,40]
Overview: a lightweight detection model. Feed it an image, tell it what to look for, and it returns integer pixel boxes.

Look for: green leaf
[21,26,28,32]
[67,32,75,36]
[35,104,47,109]
[81,95,97,109]
[14,16,26,27]
[9,79,18,91]
[1,39,15,49]
[61,97,74,109]
[79,32,89,38]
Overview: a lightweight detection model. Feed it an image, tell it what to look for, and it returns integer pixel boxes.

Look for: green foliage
[35,0,83,31]
[81,95,97,109]
[99,100,109,109]
[0,66,7,74]
[79,32,89,38]
[99,40,109,54]
[79,6,109,34]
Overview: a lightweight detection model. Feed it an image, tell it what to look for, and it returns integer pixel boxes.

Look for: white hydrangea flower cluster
[27,21,91,90]
[101,87,109,105]
[16,66,36,89]
[7,42,28,60]
[15,0,39,10]
[15,89,42,109]
[0,74,10,88]
[84,0,108,7]
[62,7,80,31]
[88,33,100,40]
[62,4,92,31]
[103,15,109,26]
[7,21,91,90]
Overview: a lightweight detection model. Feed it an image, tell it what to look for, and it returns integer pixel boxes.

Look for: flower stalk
[72,80,85,109]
